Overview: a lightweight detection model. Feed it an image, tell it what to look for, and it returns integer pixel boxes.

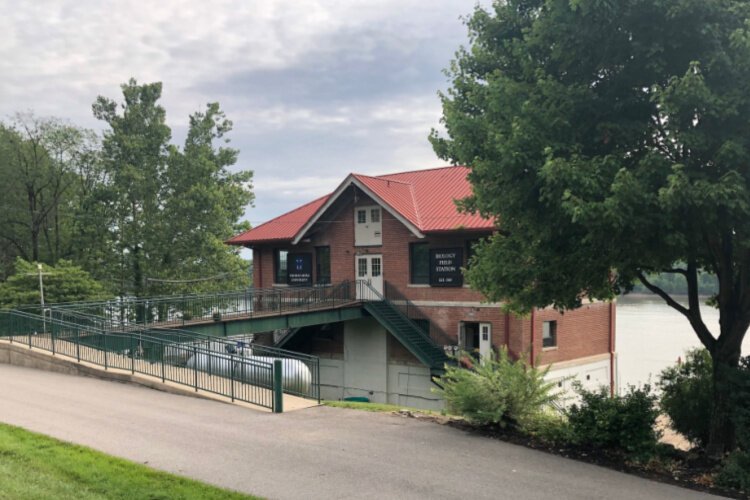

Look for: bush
[567,384,660,461]
[436,347,560,428]
[521,409,573,445]
[657,348,713,448]
[729,356,750,450]
[717,451,750,492]
[717,356,750,491]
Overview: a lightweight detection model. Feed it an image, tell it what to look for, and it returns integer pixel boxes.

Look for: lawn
[0,423,258,499]
[322,400,441,415]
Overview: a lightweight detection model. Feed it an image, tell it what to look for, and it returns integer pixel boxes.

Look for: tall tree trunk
[707,324,745,456]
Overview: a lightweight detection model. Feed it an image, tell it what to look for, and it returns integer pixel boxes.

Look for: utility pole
[38,263,45,309]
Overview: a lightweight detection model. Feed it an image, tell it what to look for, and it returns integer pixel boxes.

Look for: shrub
[657,348,713,448]
[717,451,750,492]
[729,356,750,450]
[717,356,750,491]
[521,409,573,445]
[436,347,560,428]
[567,384,660,461]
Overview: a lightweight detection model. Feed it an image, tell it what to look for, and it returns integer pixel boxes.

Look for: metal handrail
[355,280,447,359]
[43,281,355,330]
[45,302,322,402]
[383,281,454,345]
[0,309,281,410]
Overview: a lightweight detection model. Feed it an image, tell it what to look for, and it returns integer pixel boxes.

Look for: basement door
[356,254,383,299]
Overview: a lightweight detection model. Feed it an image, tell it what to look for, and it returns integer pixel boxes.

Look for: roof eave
[291,174,425,244]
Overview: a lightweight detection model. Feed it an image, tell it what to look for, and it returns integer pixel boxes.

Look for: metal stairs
[363,300,450,378]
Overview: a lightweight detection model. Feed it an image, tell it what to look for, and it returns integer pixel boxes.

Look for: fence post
[194,346,198,392]
[161,345,166,382]
[317,360,321,403]
[273,359,283,413]
[230,354,235,402]
[104,334,108,370]
[130,335,135,374]
[76,328,80,362]
[51,321,56,355]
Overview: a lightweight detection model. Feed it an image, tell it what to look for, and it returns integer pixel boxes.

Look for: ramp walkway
[1,280,451,410]
[0,309,318,412]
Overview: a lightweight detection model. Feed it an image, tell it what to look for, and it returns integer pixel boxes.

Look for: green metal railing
[3,280,452,406]
[383,281,454,346]
[355,280,451,372]
[0,310,283,411]
[48,281,356,329]
[43,306,321,402]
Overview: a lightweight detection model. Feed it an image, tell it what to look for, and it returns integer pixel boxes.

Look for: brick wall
[248,188,614,366]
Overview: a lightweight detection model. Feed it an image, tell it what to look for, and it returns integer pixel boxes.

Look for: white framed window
[357,209,367,224]
[357,258,368,277]
[543,320,557,348]
[370,208,381,223]
[371,257,381,277]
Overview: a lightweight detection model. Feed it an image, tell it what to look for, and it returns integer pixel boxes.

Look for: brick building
[228,166,617,409]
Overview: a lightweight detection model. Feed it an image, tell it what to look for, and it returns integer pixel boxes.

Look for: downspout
[609,300,616,396]
[504,312,510,349]
[529,308,536,367]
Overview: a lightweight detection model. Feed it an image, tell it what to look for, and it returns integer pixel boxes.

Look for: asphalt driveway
[0,364,721,499]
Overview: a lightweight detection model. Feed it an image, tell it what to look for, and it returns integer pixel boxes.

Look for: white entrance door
[479,322,492,361]
[356,254,383,299]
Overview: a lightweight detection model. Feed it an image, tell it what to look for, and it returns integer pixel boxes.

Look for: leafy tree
[150,103,253,294]
[93,79,253,297]
[0,258,108,308]
[432,0,750,454]
[93,79,172,297]
[0,115,94,272]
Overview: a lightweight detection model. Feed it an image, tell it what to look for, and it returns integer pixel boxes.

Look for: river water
[616,294,750,390]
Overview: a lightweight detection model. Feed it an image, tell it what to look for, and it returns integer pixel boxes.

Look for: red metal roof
[226,194,331,245]
[227,166,494,246]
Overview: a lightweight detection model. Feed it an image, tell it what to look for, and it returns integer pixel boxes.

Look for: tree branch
[686,258,717,351]
[636,271,689,316]
[661,267,688,276]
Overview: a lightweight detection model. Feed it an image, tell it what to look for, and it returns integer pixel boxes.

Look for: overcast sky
[0,0,482,225]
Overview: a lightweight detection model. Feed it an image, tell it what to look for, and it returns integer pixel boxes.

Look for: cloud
[0,0,480,224]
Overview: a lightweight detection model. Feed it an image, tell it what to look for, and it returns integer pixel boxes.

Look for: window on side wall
[315,246,331,285]
[274,249,288,284]
[542,320,557,348]
[409,242,429,284]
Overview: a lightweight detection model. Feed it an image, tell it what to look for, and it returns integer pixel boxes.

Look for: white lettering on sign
[435,266,457,272]
[435,253,456,259]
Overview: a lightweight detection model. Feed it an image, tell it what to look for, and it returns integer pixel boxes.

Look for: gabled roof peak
[227,165,494,246]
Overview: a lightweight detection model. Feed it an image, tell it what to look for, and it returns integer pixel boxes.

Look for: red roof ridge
[376,164,467,178]
[351,173,413,186]
[408,182,423,228]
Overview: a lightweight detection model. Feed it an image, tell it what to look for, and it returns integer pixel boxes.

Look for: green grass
[0,423,258,499]
[322,400,442,415]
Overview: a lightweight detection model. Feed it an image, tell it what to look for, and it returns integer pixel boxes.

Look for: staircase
[363,300,451,378]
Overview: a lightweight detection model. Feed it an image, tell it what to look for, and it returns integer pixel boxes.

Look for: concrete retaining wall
[0,340,231,403]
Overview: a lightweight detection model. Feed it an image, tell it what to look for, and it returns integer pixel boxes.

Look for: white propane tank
[186,351,311,394]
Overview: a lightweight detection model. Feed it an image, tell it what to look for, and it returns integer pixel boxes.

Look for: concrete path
[0,365,721,499]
